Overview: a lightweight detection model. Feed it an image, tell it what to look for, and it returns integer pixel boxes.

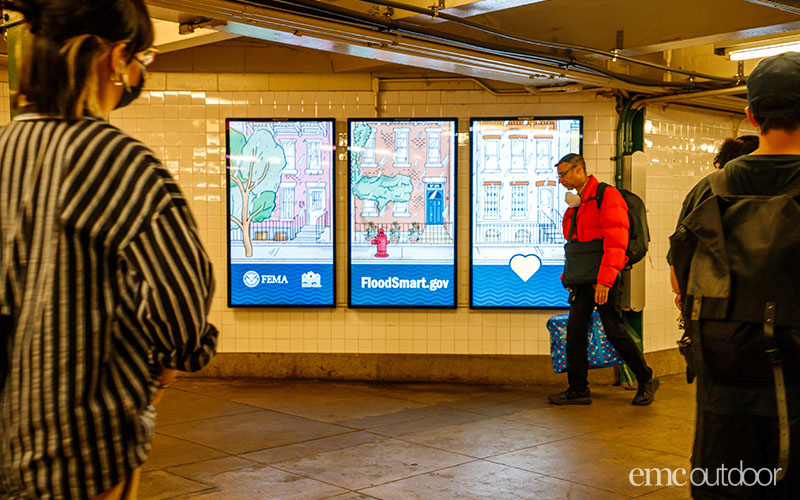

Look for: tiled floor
[140,375,695,499]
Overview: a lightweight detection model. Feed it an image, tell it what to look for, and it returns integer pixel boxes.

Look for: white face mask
[565,191,582,208]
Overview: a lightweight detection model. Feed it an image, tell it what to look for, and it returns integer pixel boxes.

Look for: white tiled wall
[642,105,756,352]
[108,72,619,355]
[0,67,755,356]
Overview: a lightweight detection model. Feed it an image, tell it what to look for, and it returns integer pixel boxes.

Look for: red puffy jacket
[562,175,629,287]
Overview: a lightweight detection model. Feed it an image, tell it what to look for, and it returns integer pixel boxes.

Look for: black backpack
[596,183,650,267]
[669,168,800,480]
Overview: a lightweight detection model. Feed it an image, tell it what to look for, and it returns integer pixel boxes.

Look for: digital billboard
[227,119,335,307]
[348,118,457,308]
[470,117,583,308]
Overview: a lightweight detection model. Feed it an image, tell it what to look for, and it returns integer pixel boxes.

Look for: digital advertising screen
[348,118,457,308]
[227,118,335,307]
[470,117,583,308]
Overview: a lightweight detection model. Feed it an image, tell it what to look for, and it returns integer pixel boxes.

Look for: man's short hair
[747,52,800,133]
[557,153,585,169]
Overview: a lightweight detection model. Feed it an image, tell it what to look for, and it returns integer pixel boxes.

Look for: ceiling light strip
[728,41,800,60]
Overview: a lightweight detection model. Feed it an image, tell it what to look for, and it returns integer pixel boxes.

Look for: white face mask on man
[565,191,582,208]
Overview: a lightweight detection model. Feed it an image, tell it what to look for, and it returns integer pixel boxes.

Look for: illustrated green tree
[229,128,287,257]
[351,122,413,213]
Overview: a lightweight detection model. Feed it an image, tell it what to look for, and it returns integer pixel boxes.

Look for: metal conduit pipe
[357,0,737,84]
[238,0,732,90]
[158,0,728,91]
[389,32,715,89]
[632,86,747,109]
[378,77,584,96]
[397,30,722,90]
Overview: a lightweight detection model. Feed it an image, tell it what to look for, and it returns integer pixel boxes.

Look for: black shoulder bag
[562,200,604,287]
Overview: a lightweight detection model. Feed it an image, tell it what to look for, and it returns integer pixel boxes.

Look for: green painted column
[615,100,646,388]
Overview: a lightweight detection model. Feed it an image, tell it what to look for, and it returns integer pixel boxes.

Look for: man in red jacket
[548,154,658,405]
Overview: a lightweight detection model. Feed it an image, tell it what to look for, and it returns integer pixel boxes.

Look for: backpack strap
[595,182,608,208]
[707,168,800,200]
[705,169,730,196]
[568,207,578,241]
[763,302,790,481]
[778,174,800,200]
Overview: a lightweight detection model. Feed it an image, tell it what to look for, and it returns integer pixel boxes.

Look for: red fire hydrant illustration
[371,229,390,258]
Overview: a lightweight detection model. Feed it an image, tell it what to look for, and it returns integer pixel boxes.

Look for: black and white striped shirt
[0,116,218,499]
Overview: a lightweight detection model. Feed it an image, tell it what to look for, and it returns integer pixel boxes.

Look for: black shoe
[632,377,659,406]
[548,388,592,405]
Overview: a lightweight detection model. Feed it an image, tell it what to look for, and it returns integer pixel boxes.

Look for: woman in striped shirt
[0,1,219,498]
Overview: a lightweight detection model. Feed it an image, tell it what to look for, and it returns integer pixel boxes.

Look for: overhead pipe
[355,0,737,84]
[208,9,709,91]
[379,77,530,96]
[391,30,717,89]
[378,77,584,96]
[632,85,747,109]
[156,0,604,85]
[232,0,734,90]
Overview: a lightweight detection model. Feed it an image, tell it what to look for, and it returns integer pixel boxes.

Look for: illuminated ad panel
[470,117,583,308]
[227,119,335,307]
[348,119,457,308]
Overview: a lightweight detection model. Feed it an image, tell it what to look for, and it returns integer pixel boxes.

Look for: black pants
[565,280,651,391]
[692,409,800,499]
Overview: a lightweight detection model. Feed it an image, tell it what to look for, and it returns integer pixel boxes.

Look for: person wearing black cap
[670,52,800,499]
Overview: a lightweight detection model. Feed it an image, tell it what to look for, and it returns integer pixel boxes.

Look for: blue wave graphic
[231,264,334,306]
[351,264,455,307]
[232,288,332,305]
[472,264,569,308]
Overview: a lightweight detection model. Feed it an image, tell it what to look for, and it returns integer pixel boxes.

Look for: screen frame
[226,117,337,309]
[468,115,584,310]
[347,117,459,309]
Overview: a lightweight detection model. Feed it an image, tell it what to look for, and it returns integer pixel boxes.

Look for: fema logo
[242,270,260,288]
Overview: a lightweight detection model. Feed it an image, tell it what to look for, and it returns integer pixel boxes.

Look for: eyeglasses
[134,47,158,68]
[557,163,578,178]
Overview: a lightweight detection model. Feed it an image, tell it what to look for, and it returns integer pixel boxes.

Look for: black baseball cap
[747,52,800,117]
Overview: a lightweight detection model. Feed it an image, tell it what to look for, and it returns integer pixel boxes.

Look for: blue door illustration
[426,183,444,225]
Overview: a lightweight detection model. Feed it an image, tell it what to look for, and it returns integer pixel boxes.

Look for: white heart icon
[509,255,541,282]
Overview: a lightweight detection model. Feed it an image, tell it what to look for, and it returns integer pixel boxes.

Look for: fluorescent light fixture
[728,40,800,60]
